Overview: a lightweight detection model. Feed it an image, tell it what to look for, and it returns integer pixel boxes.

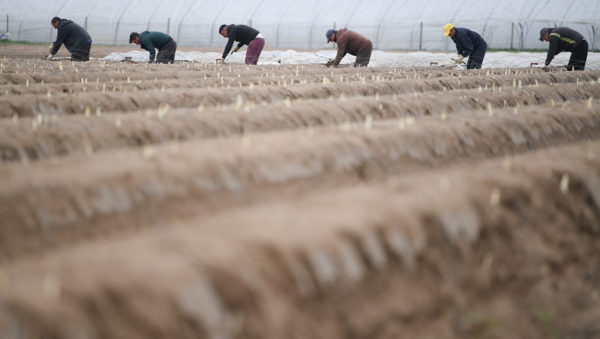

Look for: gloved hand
[233,46,240,53]
[455,54,463,64]
[46,54,54,61]
[325,59,334,67]
[48,43,54,53]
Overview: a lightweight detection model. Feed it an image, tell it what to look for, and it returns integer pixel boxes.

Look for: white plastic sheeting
[1,0,599,50]
[100,50,600,69]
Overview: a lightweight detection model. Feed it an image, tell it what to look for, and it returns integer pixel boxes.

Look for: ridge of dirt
[1,140,599,339]
[0,84,598,162]
[1,101,599,260]
[0,44,599,339]
[1,69,598,117]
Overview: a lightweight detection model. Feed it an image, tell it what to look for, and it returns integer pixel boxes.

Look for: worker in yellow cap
[444,23,487,69]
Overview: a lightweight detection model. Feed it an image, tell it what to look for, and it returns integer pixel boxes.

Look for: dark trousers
[245,38,265,65]
[568,40,588,71]
[156,39,177,64]
[467,42,486,69]
[71,43,91,61]
[354,41,373,67]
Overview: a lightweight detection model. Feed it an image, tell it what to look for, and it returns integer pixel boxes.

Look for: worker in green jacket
[129,31,177,63]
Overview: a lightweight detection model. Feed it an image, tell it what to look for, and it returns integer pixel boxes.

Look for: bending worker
[219,24,265,65]
[129,31,177,64]
[48,17,92,61]
[326,28,373,67]
[539,27,588,71]
[444,23,487,69]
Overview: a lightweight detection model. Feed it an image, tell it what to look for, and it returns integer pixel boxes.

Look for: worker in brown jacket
[326,28,373,67]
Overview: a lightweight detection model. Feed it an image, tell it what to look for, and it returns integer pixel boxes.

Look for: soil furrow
[0,102,598,258]
[0,66,571,95]
[1,70,598,117]
[0,83,598,162]
[1,140,598,339]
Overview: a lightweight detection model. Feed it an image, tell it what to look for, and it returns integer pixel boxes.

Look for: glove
[455,55,463,64]
[326,59,334,67]
[48,44,54,53]
[233,46,240,53]
[46,54,54,61]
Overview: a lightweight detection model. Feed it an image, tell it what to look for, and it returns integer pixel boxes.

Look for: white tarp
[1,0,599,50]
[100,50,600,69]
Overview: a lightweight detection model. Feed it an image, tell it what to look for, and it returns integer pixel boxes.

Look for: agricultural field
[1,43,600,339]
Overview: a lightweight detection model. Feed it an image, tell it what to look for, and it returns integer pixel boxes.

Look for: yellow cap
[443,23,453,36]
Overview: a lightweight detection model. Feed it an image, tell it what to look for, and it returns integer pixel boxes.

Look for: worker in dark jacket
[219,24,265,65]
[540,27,588,71]
[48,17,92,61]
[326,28,373,67]
[444,23,487,69]
[129,31,177,63]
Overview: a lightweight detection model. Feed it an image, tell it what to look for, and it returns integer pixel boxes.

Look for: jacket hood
[59,19,74,28]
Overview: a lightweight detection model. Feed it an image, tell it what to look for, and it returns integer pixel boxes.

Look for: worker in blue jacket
[444,24,487,69]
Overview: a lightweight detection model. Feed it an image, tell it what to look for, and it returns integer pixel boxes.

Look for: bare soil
[0,44,599,339]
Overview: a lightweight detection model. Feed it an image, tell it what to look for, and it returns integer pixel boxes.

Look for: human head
[51,17,60,29]
[129,32,140,44]
[539,27,551,41]
[326,29,336,43]
[443,23,455,37]
[219,25,228,38]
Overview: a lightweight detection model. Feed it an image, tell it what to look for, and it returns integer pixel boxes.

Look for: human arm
[545,36,561,66]
[332,35,347,66]
[141,38,156,62]
[455,44,463,56]
[456,33,473,57]
[51,29,66,54]
[232,43,242,54]
[46,44,54,60]
[146,44,155,62]
[222,37,235,59]
[332,48,347,66]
